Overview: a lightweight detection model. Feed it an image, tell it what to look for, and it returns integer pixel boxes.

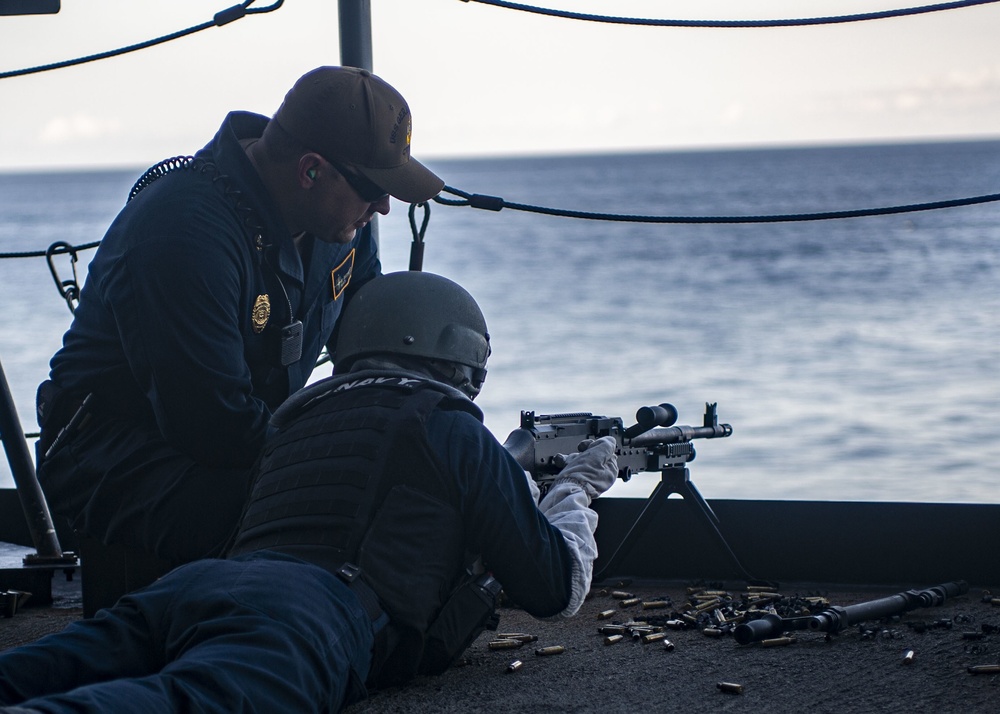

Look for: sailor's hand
[553,435,618,501]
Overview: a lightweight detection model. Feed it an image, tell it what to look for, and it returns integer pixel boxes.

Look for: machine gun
[502,402,764,584]
[502,402,731,487]
[734,580,969,644]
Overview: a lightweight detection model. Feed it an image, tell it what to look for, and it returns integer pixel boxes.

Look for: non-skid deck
[348,580,1000,713]
[3,574,997,712]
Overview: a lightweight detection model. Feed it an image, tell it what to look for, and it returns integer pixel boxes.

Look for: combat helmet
[333,271,491,397]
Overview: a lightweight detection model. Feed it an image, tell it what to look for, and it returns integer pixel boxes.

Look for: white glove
[552,435,618,501]
[523,469,541,504]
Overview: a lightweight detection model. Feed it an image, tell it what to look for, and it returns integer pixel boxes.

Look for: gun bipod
[593,464,772,588]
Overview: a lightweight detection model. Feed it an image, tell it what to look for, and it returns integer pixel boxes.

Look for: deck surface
[344,580,999,713]
[2,572,998,712]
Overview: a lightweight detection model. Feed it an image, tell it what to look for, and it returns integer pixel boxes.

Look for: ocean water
[1,140,998,503]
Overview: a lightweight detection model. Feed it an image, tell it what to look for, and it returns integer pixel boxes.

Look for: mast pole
[337,0,378,245]
[338,0,373,71]
[0,357,72,563]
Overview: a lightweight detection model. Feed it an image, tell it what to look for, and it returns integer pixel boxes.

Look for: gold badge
[332,249,355,300]
[252,294,271,334]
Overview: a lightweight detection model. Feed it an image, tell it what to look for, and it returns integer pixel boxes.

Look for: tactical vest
[228,373,495,684]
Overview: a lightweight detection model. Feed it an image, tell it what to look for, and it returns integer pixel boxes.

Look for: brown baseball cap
[273,66,444,203]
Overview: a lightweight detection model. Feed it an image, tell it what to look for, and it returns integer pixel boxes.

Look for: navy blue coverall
[36,111,380,564]
[0,384,577,713]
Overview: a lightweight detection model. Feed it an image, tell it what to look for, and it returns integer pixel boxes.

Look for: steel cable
[461,0,1000,28]
[435,185,1000,224]
[0,0,284,80]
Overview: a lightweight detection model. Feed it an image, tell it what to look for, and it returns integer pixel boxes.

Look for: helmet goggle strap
[427,360,486,400]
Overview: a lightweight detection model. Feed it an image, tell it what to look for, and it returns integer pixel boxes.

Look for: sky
[0,0,999,172]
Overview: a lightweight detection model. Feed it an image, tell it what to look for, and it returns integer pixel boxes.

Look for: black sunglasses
[323,157,389,203]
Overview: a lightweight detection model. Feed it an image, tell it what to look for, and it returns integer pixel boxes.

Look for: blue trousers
[0,552,375,713]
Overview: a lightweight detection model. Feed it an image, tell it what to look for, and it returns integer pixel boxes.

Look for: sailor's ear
[299,153,325,185]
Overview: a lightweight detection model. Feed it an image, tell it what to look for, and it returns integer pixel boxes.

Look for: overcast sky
[1,0,999,172]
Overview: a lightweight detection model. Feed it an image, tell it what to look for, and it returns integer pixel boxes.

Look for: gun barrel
[734,581,969,643]
[629,423,732,448]
[808,580,969,634]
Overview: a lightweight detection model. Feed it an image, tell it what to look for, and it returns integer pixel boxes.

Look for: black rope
[0,1,285,80]
[461,0,999,27]
[0,185,998,272]
[435,186,1000,224]
[0,241,100,260]
[1,186,997,272]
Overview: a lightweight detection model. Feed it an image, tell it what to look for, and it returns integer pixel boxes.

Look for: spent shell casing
[597,609,616,620]
[665,619,686,630]
[968,664,1000,674]
[694,598,722,612]
[990,598,1000,607]
[535,645,566,656]
[498,633,538,643]
[902,650,915,664]
[611,590,635,599]
[641,632,668,644]
[628,625,657,634]
[506,659,523,673]
[761,636,796,647]
[619,597,641,608]
[604,634,624,645]
[488,638,524,650]
[717,682,743,694]
[702,627,724,637]
[663,639,675,651]
[598,625,628,635]
[642,600,670,610]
